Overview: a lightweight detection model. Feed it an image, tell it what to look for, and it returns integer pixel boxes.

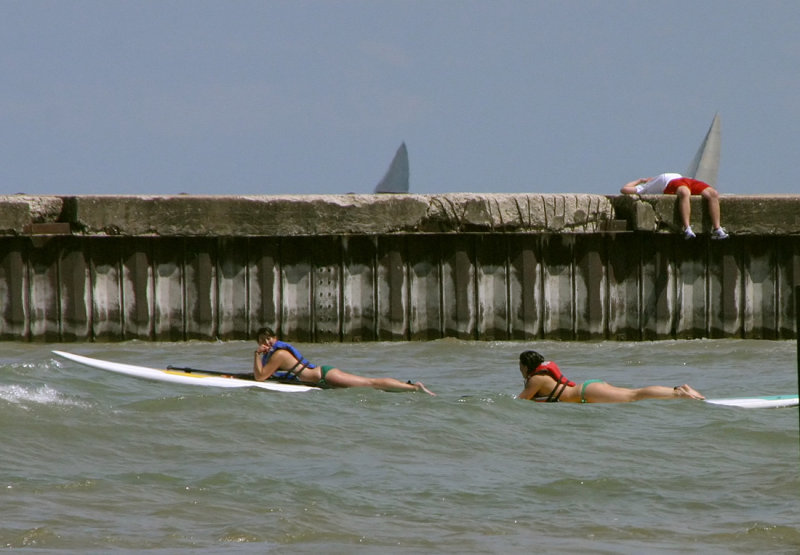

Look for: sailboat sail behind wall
[686,114,721,188]
[374,143,410,194]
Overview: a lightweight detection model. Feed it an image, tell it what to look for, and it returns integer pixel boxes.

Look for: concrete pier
[1,193,798,342]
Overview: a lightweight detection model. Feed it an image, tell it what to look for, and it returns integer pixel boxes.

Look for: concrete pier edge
[1,194,798,342]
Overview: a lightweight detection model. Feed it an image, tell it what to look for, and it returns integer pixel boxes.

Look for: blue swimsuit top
[261,340,316,382]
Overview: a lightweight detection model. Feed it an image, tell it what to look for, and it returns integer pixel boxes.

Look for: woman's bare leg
[701,187,722,229]
[676,186,692,229]
[324,368,435,395]
[583,382,704,403]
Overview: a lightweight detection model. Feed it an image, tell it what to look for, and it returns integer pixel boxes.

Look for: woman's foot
[673,384,704,400]
[414,382,436,396]
[711,227,729,240]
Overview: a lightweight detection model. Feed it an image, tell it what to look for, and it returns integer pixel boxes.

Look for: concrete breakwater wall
[1,193,799,342]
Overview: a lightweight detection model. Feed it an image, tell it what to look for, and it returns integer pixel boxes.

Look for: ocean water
[1,339,798,554]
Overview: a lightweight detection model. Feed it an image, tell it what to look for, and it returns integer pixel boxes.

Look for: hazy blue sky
[2,1,798,196]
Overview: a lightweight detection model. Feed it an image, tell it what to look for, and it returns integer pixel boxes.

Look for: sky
[1,1,799,196]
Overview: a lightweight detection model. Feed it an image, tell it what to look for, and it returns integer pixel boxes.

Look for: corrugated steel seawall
[2,232,798,342]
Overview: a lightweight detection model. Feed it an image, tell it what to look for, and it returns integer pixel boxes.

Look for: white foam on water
[0,384,90,409]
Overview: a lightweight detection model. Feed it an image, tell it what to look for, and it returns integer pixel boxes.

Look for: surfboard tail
[704,395,798,408]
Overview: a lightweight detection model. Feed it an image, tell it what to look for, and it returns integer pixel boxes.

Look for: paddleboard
[703,395,799,409]
[52,351,318,393]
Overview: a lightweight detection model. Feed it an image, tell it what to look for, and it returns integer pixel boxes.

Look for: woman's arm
[253,348,285,381]
[620,178,650,194]
[518,376,546,400]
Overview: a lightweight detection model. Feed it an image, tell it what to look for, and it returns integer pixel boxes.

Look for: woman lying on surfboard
[517,350,704,403]
[253,327,434,395]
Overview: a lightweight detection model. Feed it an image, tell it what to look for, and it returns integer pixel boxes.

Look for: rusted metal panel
[475,235,508,340]
[341,236,377,342]
[121,239,154,340]
[574,235,606,340]
[248,237,281,339]
[675,238,707,339]
[776,236,800,338]
[377,236,408,340]
[185,239,217,340]
[90,238,123,341]
[541,234,575,340]
[709,240,742,338]
[0,239,29,340]
[28,239,61,341]
[508,235,540,340]
[59,238,91,341]
[441,235,475,339]
[641,235,675,340]
[0,231,797,343]
[312,237,341,342]
[742,237,777,339]
[153,238,185,341]
[606,234,640,341]
[280,237,314,342]
[23,222,71,235]
[217,238,248,340]
[408,235,442,340]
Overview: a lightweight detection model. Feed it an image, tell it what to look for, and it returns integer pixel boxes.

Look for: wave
[0,384,91,410]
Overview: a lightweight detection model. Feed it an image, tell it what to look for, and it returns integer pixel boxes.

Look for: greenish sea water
[2,339,798,553]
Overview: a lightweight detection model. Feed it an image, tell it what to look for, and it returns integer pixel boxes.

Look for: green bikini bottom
[580,379,605,403]
[317,365,335,388]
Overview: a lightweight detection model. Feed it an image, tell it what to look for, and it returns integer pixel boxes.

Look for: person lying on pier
[517,350,704,403]
[620,173,728,240]
[253,327,435,395]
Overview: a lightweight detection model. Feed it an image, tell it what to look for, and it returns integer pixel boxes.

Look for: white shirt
[635,173,682,194]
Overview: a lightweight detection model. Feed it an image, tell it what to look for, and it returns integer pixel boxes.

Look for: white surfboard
[52,350,318,393]
[704,395,799,409]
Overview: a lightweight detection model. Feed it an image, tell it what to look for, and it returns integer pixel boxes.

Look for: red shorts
[664,177,710,195]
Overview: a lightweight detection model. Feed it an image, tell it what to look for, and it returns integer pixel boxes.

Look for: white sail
[686,113,721,187]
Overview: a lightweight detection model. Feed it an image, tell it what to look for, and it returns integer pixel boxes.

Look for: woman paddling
[517,350,704,403]
[253,327,434,395]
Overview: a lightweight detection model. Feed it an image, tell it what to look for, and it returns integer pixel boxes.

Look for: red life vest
[531,361,575,402]
[532,361,576,386]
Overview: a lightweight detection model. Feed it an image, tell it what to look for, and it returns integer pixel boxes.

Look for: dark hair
[256,327,276,339]
[519,350,545,375]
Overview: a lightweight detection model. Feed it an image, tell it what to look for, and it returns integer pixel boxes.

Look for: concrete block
[0,196,63,234]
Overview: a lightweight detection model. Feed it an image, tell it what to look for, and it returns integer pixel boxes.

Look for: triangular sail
[686,113,721,187]
[374,143,409,194]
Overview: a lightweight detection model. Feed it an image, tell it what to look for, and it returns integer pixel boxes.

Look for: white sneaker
[683,226,696,240]
[711,227,729,240]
